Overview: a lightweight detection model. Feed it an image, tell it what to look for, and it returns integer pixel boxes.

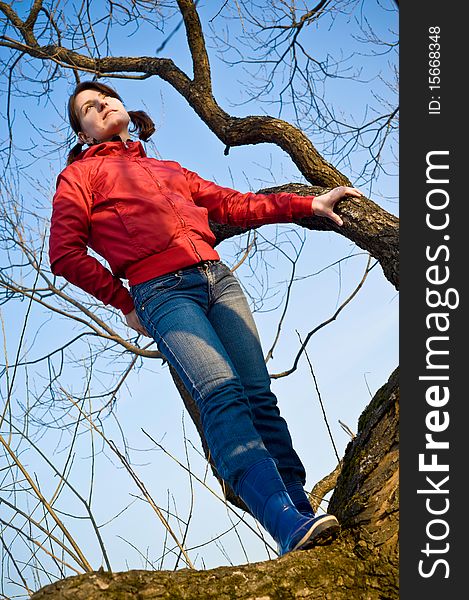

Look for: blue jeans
[130,260,306,492]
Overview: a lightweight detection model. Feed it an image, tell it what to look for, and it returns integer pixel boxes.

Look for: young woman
[50,81,362,556]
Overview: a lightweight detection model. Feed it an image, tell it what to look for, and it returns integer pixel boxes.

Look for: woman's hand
[312,186,363,227]
[125,309,151,337]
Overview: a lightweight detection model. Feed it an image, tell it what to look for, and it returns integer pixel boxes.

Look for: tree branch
[177,0,211,88]
[0,3,349,187]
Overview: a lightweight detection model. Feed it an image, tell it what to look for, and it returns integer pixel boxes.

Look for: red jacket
[49,140,314,315]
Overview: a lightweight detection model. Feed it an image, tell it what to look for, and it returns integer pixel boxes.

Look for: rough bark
[30,368,399,600]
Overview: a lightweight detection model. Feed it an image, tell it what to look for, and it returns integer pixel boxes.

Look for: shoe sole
[292,515,340,551]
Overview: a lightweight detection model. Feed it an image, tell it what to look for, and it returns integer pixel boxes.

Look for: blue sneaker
[236,458,340,556]
[283,513,340,555]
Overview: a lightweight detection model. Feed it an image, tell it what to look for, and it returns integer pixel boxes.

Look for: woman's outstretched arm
[182,167,361,228]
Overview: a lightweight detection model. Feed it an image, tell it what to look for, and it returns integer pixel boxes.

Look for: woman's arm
[182,168,361,228]
[49,167,135,316]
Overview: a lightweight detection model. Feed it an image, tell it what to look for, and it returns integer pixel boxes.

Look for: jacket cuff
[114,288,135,316]
[290,195,314,220]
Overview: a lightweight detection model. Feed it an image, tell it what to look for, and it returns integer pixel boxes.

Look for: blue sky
[0,0,398,591]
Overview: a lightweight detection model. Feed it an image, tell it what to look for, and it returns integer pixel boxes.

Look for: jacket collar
[77,139,147,161]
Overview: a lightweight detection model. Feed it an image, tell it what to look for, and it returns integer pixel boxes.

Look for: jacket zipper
[136,160,203,262]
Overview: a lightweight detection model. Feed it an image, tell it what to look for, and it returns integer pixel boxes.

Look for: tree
[0,1,398,597]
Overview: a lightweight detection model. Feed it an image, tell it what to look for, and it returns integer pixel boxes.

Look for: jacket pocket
[114,199,179,259]
[180,204,216,245]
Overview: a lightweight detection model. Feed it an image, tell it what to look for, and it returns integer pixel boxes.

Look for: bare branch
[271,254,374,379]
[0,434,93,572]
[177,0,211,88]
[308,463,342,513]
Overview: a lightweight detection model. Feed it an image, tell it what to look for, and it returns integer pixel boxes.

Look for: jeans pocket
[133,272,183,312]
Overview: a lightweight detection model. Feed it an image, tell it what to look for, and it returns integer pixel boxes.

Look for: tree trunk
[30,368,399,599]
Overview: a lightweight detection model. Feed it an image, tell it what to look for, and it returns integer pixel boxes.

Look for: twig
[271,254,373,378]
[0,434,92,572]
[308,463,342,513]
[63,390,195,569]
[298,330,340,463]
[141,428,277,554]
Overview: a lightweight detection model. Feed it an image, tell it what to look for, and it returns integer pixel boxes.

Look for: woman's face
[75,89,130,144]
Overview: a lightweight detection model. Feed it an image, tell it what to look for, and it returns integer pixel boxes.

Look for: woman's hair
[66,81,155,165]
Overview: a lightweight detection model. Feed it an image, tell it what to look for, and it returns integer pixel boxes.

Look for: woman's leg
[132,267,271,488]
[205,262,307,487]
[132,263,337,553]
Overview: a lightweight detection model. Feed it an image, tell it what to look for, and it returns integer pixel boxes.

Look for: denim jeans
[130,260,306,492]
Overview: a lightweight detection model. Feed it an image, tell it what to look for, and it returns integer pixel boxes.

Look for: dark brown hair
[66,81,155,165]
